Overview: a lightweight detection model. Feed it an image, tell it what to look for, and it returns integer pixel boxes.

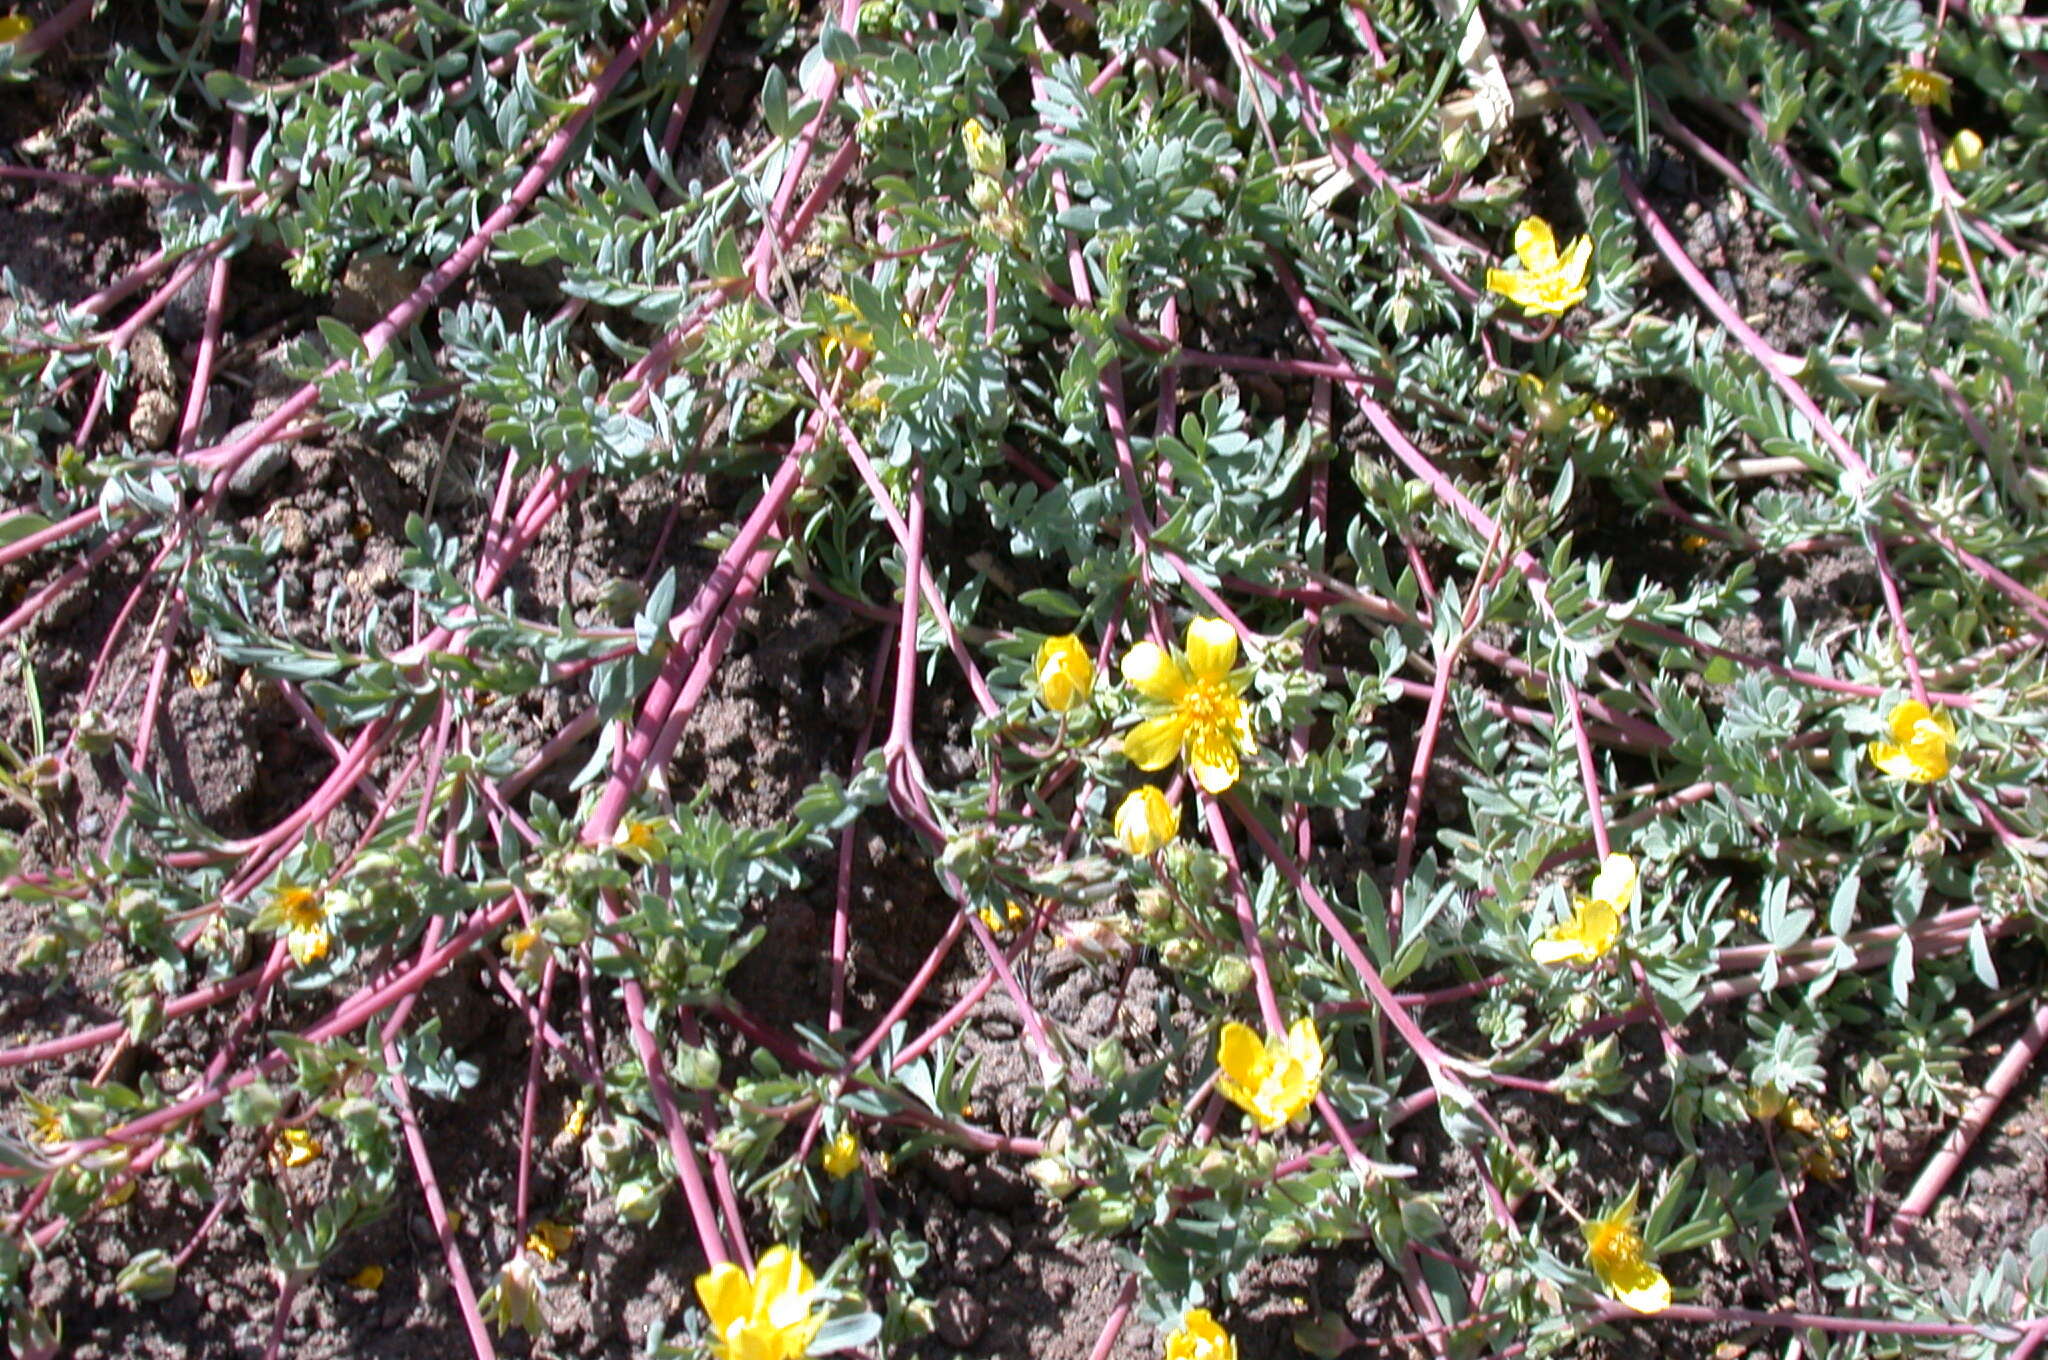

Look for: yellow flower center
[1587,1217,1644,1275]
[1181,678,1235,731]
[277,887,324,932]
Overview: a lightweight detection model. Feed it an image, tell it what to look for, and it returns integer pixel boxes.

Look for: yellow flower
[1114,786,1179,855]
[1582,1191,1671,1314]
[1122,618,1254,794]
[24,1095,65,1147]
[1035,634,1094,712]
[561,1097,590,1143]
[0,15,31,44]
[1486,217,1592,316]
[1943,129,1984,173]
[612,818,663,862]
[1869,700,1956,784]
[273,1128,322,1168]
[977,899,1027,933]
[272,885,331,966]
[1532,853,1637,967]
[504,925,544,966]
[1164,1307,1238,1360]
[525,1220,574,1263]
[346,1265,386,1291]
[821,1129,860,1180]
[485,1255,545,1335]
[961,117,1004,178]
[1216,1017,1323,1132]
[694,1245,826,1360]
[818,293,874,369]
[1885,63,1952,110]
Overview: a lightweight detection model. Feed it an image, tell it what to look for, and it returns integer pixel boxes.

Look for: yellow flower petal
[1165,1307,1239,1360]
[1183,617,1239,683]
[1121,641,1186,703]
[1587,853,1637,912]
[0,15,30,44]
[1217,1022,1264,1088]
[1184,724,1241,793]
[1285,1016,1324,1073]
[1124,714,1188,771]
[695,1262,751,1333]
[1607,1258,1673,1313]
[525,1220,574,1263]
[1515,216,1561,272]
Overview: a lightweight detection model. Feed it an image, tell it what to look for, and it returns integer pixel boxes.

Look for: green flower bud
[226,1081,283,1128]
[1208,955,1253,995]
[674,1042,722,1091]
[117,1249,178,1301]
[616,1179,666,1223]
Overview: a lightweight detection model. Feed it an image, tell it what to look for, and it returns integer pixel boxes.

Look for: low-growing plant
[2,0,2046,1356]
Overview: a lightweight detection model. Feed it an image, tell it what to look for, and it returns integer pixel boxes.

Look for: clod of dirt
[934,1286,989,1350]
[333,253,426,331]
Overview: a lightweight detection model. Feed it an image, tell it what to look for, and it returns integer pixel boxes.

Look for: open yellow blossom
[1164,1307,1238,1360]
[525,1220,574,1263]
[273,1128,322,1169]
[1885,63,1952,109]
[818,293,874,370]
[1944,129,1984,173]
[1114,786,1179,856]
[1486,217,1592,316]
[270,885,331,966]
[1869,700,1956,784]
[821,1129,860,1180]
[1217,1017,1323,1132]
[1035,634,1094,712]
[694,1245,825,1360]
[24,1095,65,1147]
[612,818,663,863]
[504,925,545,967]
[1582,1191,1671,1314]
[1122,618,1254,794]
[1532,853,1637,967]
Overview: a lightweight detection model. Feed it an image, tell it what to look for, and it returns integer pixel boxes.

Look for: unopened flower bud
[616,1180,666,1223]
[117,1249,178,1301]
[1024,1157,1077,1199]
[1208,955,1253,995]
